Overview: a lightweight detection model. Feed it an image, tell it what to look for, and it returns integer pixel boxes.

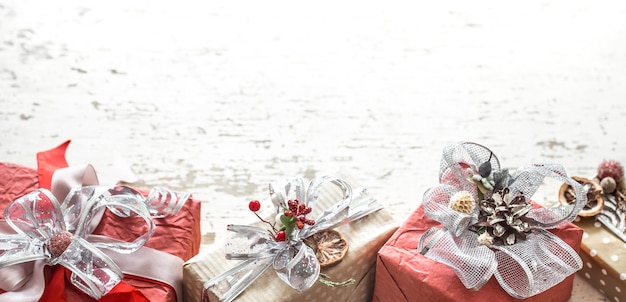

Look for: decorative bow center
[47,230,74,258]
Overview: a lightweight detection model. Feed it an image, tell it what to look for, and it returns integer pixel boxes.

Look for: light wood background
[3,0,625,300]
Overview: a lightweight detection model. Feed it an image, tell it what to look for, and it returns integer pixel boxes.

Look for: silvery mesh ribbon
[203,175,383,302]
[417,142,586,299]
[0,186,155,299]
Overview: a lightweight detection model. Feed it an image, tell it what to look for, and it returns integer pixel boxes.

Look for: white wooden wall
[3,1,625,300]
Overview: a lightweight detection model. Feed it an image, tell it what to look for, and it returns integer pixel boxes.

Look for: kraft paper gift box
[373,205,583,302]
[183,172,398,302]
[0,141,202,302]
[560,160,626,301]
[575,216,626,301]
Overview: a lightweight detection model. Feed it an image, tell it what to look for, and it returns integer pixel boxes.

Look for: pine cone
[475,188,532,245]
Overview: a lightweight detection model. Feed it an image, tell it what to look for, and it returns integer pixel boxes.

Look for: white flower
[477,232,493,246]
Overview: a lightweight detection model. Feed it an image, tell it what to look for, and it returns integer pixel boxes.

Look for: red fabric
[91,187,201,261]
[38,267,150,302]
[0,162,39,212]
[36,140,71,190]
[0,141,202,301]
[373,205,582,302]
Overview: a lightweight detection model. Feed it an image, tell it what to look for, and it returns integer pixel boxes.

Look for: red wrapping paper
[0,160,202,301]
[373,205,583,302]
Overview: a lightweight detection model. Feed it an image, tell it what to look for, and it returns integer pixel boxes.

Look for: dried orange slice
[558,176,604,217]
[310,229,348,267]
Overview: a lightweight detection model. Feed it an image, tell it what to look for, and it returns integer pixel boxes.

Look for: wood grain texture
[2,0,624,300]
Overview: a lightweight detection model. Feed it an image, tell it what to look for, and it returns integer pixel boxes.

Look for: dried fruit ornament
[559,159,626,242]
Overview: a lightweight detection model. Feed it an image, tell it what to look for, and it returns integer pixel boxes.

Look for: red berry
[302,207,312,215]
[298,204,306,213]
[275,230,286,241]
[297,221,304,229]
[284,210,293,217]
[248,200,261,212]
[305,219,315,225]
[598,160,624,181]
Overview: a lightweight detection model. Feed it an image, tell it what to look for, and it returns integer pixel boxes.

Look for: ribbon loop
[439,142,501,190]
[269,177,306,211]
[145,187,190,218]
[519,163,588,228]
[304,175,350,211]
[5,189,66,241]
[73,186,155,254]
[272,241,320,292]
[419,228,496,291]
[492,231,582,299]
[299,177,353,237]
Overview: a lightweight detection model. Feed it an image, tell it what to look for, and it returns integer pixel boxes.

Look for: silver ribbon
[0,186,153,299]
[417,142,587,298]
[203,175,383,302]
[0,183,191,301]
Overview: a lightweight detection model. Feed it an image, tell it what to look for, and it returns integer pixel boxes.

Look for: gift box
[574,216,626,301]
[373,205,583,302]
[183,172,398,302]
[558,160,626,301]
[0,141,202,302]
[372,142,587,302]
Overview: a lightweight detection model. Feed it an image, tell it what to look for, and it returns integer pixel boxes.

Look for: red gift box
[0,141,201,302]
[373,205,583,302]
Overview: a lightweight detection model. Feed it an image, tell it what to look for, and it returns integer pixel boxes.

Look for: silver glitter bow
[417,142,587,298]
[203,175,382,302]
[0,185,190,300]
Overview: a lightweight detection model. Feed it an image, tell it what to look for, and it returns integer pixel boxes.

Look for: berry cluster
[247,199,316,243]
[286,199,315,229]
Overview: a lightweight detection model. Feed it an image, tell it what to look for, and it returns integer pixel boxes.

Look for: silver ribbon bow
[417,142,587,299]
[0,184,190,300]
[203,175,382,302]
